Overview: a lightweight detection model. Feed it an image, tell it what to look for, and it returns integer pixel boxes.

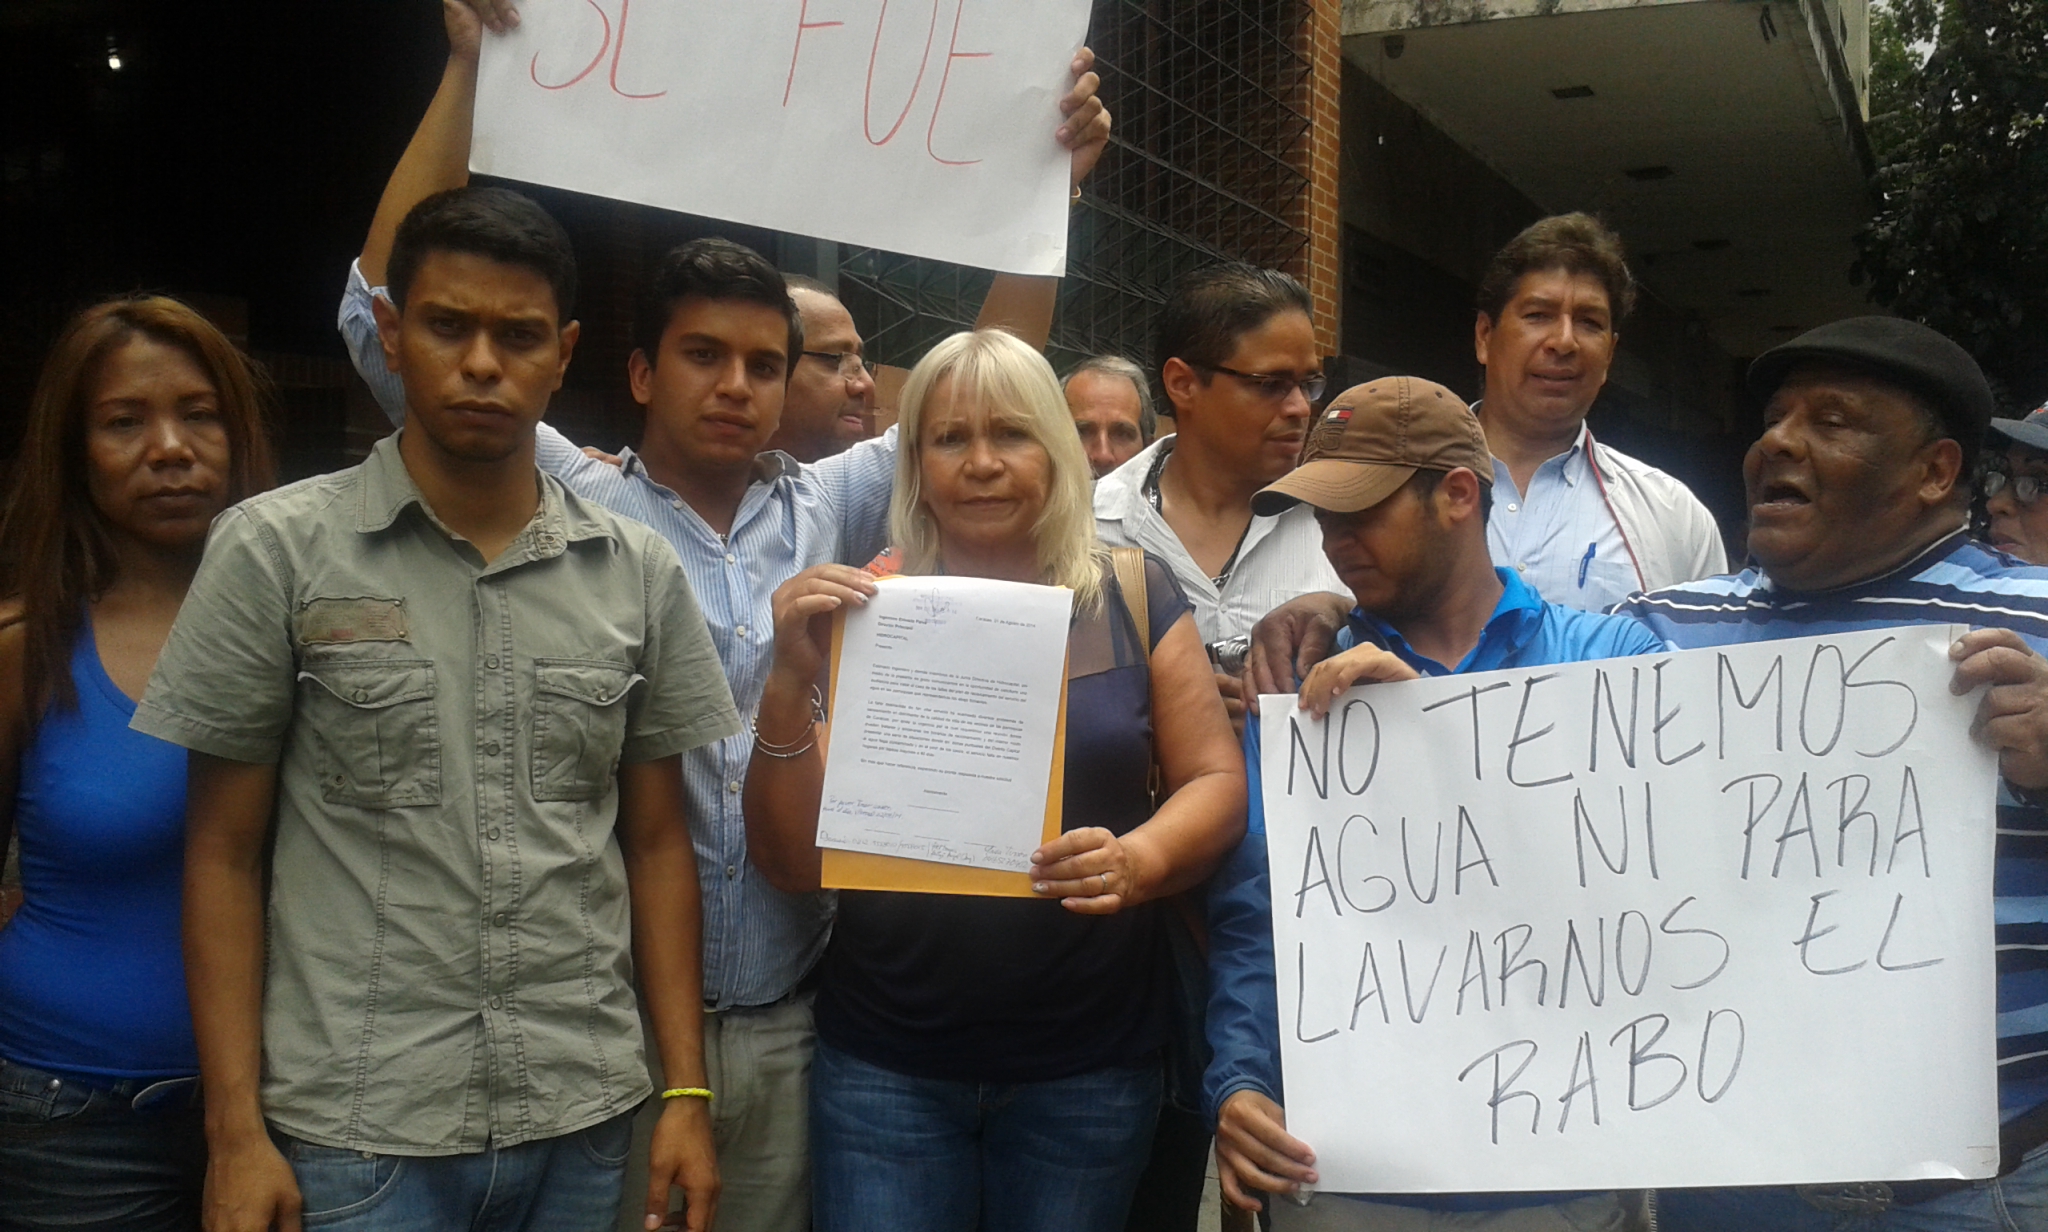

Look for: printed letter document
[818,575,1073,873]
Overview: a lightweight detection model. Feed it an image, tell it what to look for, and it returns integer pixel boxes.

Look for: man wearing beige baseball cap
[1202,377,1664,1230]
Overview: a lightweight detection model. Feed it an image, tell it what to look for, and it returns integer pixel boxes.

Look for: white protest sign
[1260,625,2000,1192]
[471,0,1093,276]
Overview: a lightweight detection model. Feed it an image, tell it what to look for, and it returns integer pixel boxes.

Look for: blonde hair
[890,329,1105,612]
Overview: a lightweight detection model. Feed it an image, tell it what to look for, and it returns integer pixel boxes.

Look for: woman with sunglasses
[0,296,273,1231]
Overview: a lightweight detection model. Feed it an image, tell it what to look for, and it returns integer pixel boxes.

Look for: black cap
[1747,317,1995,448]
[1988,405,2048,456]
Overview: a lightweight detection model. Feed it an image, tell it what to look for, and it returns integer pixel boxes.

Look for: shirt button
[484,741,501,756]
[352,689,369,702]
[1506,503,1519,513]
[493,913,508,927]
[735,625,748,637]
[1516,563,1527,572]
[485,654,500,669]
[672,499,685,510]
[487,828,501,841]
[727,781,740,794]
[489,995,504,1010]
[725,865,737,878]
[726,553,737,564]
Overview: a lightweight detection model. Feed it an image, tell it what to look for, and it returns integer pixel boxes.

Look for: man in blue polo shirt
[1204,376,1662,1229]
[1617,317,2048,1230]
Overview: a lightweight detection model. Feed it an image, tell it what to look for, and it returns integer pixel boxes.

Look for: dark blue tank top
[0,625,198,1080]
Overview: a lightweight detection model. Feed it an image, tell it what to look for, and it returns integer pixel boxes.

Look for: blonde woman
[746,329,1246,1232]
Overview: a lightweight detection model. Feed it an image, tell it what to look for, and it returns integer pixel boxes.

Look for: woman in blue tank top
[0,296,272,1232]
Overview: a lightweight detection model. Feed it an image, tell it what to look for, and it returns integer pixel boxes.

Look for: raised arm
[359,0,516,284]
[972,46,1112,351]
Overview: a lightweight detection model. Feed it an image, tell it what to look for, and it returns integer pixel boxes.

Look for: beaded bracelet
[661,1087,714,1102]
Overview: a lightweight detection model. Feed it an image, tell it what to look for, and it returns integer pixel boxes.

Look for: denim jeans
[810,1040,1162,1232]
[619,992,815,1232]
[0,1056,205,1232]
[1657,1148,2048,1232]
[277,1110,632,1232]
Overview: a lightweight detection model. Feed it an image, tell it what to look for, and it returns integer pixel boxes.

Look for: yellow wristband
[661,1087,714,1102]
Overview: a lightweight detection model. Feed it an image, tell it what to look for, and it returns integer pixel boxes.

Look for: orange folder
[817,604,1067,897]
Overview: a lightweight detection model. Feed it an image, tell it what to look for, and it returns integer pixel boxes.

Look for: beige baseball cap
[1252,375,1492,515]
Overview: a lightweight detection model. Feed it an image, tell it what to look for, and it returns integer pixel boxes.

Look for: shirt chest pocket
[531,659,643,802]
[298,659,442,808]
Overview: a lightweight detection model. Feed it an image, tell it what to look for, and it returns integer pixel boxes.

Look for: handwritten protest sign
[1260,625,2000,1192]
[471,0,1093,275]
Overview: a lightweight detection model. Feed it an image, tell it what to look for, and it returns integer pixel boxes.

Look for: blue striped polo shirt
[1614,531,2048,1120]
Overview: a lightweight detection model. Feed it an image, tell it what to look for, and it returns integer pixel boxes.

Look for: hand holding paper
[1950,626,2048,788]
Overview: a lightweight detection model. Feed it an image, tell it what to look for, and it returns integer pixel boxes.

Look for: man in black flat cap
[1242,317,2048,1228]
[1616,317,2048,1229]
[1981,403,2048,565]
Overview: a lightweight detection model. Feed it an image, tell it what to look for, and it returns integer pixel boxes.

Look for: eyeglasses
[802,350,875,381]
[1199,363,1326,405]
[1983,469,2047,506]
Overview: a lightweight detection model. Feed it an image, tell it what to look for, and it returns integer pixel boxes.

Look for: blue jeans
[1658,1149,2048,1232]
[810,1040,1162,1232]
[276,1111,633,1232]
[0,1056,205,1232]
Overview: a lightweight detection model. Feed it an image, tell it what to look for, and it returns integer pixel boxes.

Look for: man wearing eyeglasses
[1092,262,1347,1232]
[1094,262,1346,702]
[1982,405,2048,565]
[769,277,877,463]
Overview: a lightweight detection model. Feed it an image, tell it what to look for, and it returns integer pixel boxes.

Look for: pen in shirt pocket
[1577,542,1596,588]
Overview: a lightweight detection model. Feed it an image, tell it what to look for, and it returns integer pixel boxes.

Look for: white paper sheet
[819,575,1072,871]
[470,0,1094,276]
[1260,626,2001,1192]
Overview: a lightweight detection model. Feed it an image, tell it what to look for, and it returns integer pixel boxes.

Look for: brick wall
[1290,0,1345,357]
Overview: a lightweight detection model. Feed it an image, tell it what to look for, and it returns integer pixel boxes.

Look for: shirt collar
[354,430,616,556]
[1093,435,1172,521]
[619,444,801,488]
[1346,567,1546,676]
[1751,528,1973,599]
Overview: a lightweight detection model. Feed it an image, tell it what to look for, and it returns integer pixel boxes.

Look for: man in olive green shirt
[136,187,736,1232]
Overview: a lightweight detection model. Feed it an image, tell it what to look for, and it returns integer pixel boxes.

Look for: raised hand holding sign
[472,0,1095,274]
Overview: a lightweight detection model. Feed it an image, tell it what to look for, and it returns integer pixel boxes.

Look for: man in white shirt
[1474,213,1726,610]
[1094,263,1346,703]
[1093,263,1346,1232]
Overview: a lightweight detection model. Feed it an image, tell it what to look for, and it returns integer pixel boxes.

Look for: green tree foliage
[1855,0,2048,406]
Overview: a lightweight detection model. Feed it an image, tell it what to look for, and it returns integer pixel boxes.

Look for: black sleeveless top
[815,555,1192,1083]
